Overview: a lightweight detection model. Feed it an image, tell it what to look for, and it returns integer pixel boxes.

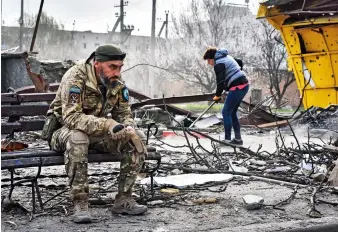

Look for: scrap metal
[2,85,286,126]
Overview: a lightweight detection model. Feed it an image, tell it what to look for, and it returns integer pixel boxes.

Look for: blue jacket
[214,49,246,96]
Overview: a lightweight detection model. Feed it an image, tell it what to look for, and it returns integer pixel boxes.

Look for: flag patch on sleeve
[69,86,81,104]
[122,87,129,102]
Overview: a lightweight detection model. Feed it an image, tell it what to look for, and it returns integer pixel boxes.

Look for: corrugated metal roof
[260,0,298,6]
[259,0,338,20]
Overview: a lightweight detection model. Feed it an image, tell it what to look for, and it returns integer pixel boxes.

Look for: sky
[1,0,259,37]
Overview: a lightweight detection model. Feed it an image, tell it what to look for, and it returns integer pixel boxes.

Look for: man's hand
[105,120,146,154]
[126,125,135,132]
[213,95,221,103]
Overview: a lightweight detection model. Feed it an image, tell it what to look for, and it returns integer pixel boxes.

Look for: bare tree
[165,0,233,93]
[155,0,258,94]
[255,20,295,106]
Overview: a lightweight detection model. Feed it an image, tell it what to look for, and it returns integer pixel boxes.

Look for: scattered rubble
[140,173,234,188]
[242,195,264,210]
[2,77,338,231]
[148,200,164,206]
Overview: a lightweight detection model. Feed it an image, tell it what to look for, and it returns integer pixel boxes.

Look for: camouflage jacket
[47,59,134,136]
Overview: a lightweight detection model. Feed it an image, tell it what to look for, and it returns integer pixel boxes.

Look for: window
[83,35,85,39]
[96,37,99,40]
[95,43,100,47]
[84,43,87,49]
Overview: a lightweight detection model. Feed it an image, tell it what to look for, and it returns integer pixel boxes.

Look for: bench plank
[1,120,45,134]
[1,151,160,169]
[1,147,157,160]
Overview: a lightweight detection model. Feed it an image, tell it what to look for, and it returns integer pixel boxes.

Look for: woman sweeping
[203,47,249,146]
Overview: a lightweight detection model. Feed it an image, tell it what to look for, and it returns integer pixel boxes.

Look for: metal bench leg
[32,180,36,214]
[34,163,44,211]
[150,172,154,197]
[35,182,43,210]
[8,169,15,200]
[34,160,44,212]
[30,178,43,214]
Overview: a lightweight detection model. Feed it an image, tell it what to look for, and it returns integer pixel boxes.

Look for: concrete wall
[1,55,32,92]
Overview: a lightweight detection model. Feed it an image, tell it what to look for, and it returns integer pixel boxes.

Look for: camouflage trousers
[50,126,145,199]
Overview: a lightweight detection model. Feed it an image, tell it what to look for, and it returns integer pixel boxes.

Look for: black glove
[112,124,125,133]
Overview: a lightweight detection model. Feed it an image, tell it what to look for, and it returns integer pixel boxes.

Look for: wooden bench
[1,85,161,213]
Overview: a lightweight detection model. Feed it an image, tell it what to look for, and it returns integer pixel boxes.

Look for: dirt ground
[1,129,338,232]
[2,179,338,232]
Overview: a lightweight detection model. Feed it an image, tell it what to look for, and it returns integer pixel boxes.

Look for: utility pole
[149,0,156,97]
[1,0,3,26]
[71,20,76,41]
[151,0,156,59]
[157,10,169,39]
[114,0,128,45]
[165,10,169,39]
[120,0,124,44]
[19,0,24,51]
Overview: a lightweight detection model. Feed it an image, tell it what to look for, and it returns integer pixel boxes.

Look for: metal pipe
[29,0,44,52]
[189,101,216,128]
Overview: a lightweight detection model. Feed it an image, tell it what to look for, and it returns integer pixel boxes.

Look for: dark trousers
[222,85,249,140]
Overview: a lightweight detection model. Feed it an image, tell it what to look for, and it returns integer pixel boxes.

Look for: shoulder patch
[122,87,129,102]
[69,86,81,104]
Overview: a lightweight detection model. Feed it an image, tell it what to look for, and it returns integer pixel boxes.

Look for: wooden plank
[256,120,289,129]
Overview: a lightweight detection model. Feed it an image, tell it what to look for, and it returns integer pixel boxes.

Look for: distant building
[1,26,161,60]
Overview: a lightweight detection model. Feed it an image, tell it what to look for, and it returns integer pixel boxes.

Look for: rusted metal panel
[131,94,285,122]
[1,104,49,117]
[2,85,285,124]
[14,83,60,94]
[1,93,283,122]
[4,85,194,116]
[1,93,56,103]
[17,93,56,102]
[1,94,18,103]
[131,94,215,108]
[1,52,26,59]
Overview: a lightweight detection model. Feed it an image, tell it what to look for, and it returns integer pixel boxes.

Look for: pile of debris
[293,105,338,131]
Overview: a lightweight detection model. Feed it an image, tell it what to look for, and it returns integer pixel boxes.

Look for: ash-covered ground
[1,127,338,232]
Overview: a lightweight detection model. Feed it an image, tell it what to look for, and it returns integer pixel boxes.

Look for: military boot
[111,195,148,215]
[72,193,92,223]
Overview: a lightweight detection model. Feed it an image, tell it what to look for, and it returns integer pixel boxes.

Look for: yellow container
[257,1,338,109]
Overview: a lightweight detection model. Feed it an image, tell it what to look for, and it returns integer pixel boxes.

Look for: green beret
[94,44,126,62]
